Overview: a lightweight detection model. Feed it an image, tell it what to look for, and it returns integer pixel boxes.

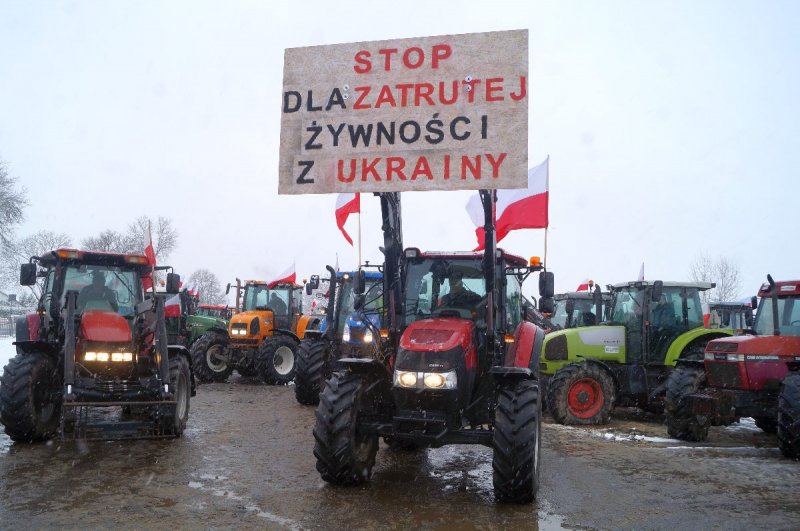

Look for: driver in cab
[440,270,481,309]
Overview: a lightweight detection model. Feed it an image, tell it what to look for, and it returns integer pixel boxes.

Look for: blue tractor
[294,267,383,405]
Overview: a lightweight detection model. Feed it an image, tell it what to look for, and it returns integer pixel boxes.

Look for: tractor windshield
[753,295,800,336]
[610,287,645,324]
[551,298,598,329]
[49,265,140,317]
[335,278,382,336]
[403,258,485,325]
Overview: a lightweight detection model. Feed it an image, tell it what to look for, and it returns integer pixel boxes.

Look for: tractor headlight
[342,323,351,342]
[363,329,374,343]
[85,350,133,362]
[394,370,457,390]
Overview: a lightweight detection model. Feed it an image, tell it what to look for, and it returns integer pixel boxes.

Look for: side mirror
[751,296,758,310]
[539,297,554,314]
[166,272,181,294]
[651,280,663,302]
[355,270,366,295]
[565,298,575,316]
[226,283,231,295]
[539,271,554,298]
[309,275,320,290]
[20,263,37,286]
[306,284,313,295]
[592,285,603,306]
[354,294,365,310]
[745,309,754,327]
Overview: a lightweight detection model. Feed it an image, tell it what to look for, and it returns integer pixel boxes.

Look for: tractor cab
[551,289,611,330]
[706,301,754,334]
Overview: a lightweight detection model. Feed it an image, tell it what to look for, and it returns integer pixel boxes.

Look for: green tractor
[156,288,229,350]
[550,288,612,330]
[541,280,733,424]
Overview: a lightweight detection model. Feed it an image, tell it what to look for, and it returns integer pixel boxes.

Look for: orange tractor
[191,279,324,384]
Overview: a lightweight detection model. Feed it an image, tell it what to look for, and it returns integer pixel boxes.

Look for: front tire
[258,335,298,385]
[0,352,61,442]
[294,338,328,405]
[493,379,541,503]
[778,372,800,459]
[664,365,709,441]
[313,372,378,485]
[168,355,191,437]
[190,331,233,383]
[547,362,614,425]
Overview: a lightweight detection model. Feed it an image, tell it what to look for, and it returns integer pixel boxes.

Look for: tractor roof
[37,248,152,271]
[758,280,800,298]
[610,280,715,291]
[199,304,227,310]
[709,301,752,310]
[405,248,528,268]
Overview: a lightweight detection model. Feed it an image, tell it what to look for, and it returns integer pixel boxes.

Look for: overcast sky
[1,0,798,304]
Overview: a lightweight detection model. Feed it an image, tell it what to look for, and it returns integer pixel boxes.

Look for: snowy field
[0,336,15,372]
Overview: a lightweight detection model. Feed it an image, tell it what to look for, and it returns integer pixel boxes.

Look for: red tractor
[0,248,194,441]
[312,191,554,502]
[665,275,800,458]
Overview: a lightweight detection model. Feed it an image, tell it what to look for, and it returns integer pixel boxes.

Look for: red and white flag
[142,221,157,291]
[269,262,296,288]
[164,293,181,318]
[466,157,549,251]
[335,193,360,245]
[576,279,590,291]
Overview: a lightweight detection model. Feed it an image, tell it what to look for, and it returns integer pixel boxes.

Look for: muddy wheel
[665,365,709,441]
[0,352,61,442]
[493,379,540,503]
[547,362,614,425]
[313,372,378,485]
[778,372,800,459]
[258,335,298,385]
[294,338,328,405]
[168,354,191,437]
[754,416,777,434]
[190,331,232,383]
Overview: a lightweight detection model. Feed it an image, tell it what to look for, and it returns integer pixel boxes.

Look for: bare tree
[187,269,226,305]
[0,158,28,247]
[1,230,72,298]
[82,216,178,262]
[690,253,742,304]
[81,229,128,253]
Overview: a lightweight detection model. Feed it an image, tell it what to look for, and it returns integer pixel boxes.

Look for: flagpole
[357,207,362,267]
[148,221,157,294]
[543,228,548,269]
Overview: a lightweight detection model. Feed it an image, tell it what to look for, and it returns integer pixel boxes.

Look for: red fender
[25,313,41,341]
[504,321,539,369]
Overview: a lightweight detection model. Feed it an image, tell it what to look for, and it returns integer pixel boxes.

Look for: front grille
[706,362,743,388]
[95,380,141,393]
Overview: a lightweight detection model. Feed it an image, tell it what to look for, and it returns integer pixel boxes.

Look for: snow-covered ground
[0,336,15,371]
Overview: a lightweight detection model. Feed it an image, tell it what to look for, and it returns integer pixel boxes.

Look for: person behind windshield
[441,270,481,309]
[268,292,287,315]
[77,271,119,312]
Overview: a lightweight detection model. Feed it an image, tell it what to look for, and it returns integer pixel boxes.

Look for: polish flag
[466,157,549,251]
[335,193,360,245]
[269,262,296,288]
[164,294,181,318]
[142,221,157,291]
[576,279,590,291]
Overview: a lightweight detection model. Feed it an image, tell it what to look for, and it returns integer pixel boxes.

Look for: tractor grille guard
[60,399,178,441]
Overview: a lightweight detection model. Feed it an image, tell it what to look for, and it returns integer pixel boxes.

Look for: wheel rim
[566,378,604,419]
[175,371,189,421]
[273,345,295,376]
[206,344,229,373]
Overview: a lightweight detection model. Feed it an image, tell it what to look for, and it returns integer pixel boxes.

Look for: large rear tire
[664,365,709,441]
[190,331,233,383]
[777,372,800,459]
[168,354,191,437]
[547,362,614,425]
[313,372,378,485]
[294,338,328,405]
[493,379,541,503]
[0,352,61,442]
[258,335,298,385]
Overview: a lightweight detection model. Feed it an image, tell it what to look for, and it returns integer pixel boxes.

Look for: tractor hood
[541,325,626,373]
[705,334,800,358]
[400,318,473,353]
[704,334,800,390]
[80,310,132,343]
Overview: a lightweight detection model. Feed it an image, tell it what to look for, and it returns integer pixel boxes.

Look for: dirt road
[1,377,797,530]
